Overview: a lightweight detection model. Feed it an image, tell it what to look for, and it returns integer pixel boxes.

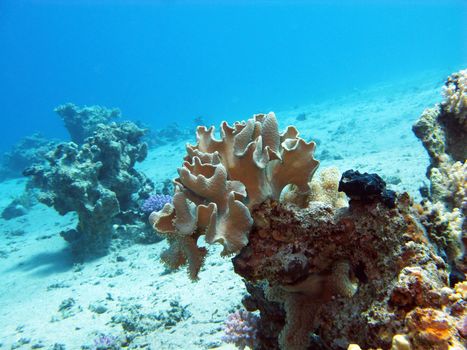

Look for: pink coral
[222,310,259,350]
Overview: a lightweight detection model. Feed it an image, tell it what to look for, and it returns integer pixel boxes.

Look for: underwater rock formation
[412,68,466,275]
[149,71,466,350]
[1,201,27,220]
[55,103,121,144]
[24,121,155,257]
[0,133,57,180]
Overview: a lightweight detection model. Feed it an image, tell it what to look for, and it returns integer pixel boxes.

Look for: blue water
[0,0,465,152]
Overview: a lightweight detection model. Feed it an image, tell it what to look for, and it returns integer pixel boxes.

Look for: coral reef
[0,133,57,180]
[222,310,259,350]
[442,69,467,128]
[24,121,155,256]
[232,189,464,349]
[149,70,466,350]
[412,68,466,273]
[307,167,347,209]
[55,103,121,144]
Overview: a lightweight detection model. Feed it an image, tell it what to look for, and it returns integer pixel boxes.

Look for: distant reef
[24,105,157,258]
[148,69,466,349]
[0,103,121,180]
[0,133,58,181]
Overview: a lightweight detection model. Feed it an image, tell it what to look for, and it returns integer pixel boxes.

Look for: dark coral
[338,169,396,208]
[24,122,155,257]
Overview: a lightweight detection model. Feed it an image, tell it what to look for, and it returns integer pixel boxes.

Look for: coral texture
[25,121,154,256]
[149,112,319,279]
[334,69,467,350]
[222,310,259,350]
[141,194,173,213]
[308,167,347,209]
[55,103,121,144]
[233,190,463,349]
[412,68,466,272]
[442,68,467,128]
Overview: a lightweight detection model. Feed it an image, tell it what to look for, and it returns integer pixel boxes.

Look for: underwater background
[0,1,467,350]
[0,0,466,152]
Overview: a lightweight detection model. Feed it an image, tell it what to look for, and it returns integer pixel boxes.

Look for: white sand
[0,72,444,349]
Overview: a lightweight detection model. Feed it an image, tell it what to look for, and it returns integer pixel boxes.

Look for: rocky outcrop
[24,122,154,257]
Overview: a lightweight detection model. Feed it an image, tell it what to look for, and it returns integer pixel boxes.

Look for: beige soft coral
[150,112,319,279]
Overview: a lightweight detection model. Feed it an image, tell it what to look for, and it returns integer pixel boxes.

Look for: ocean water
[0,0,466,151]
[0,1,466,350]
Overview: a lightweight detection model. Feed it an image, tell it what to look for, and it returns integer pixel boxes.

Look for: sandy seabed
[0,71,448,349]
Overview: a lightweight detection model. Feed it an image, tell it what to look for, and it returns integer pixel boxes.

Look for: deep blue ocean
[0,0,465,152]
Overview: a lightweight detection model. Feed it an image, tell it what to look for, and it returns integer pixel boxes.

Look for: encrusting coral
[412,68,466,275]
[149,70,466,350]
[442,69,467,128]
[25,121,155,257]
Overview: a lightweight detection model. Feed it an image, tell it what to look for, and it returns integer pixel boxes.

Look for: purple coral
[222,310,259,350]
[93,334,119,350]
[141,194,173,213]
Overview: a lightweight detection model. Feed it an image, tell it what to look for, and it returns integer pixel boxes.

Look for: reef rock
[413,68,466,274]
[55,103,121,144]
[24,121,154,257]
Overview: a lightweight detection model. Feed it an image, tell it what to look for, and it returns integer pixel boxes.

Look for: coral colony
[222,310,259,350]
[141,194,173,213]
[149,70,466,349]
[24,105,154,256]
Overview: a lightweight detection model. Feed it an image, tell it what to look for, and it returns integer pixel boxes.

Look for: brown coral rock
[406,308,455,348]
[232,192,453,349]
